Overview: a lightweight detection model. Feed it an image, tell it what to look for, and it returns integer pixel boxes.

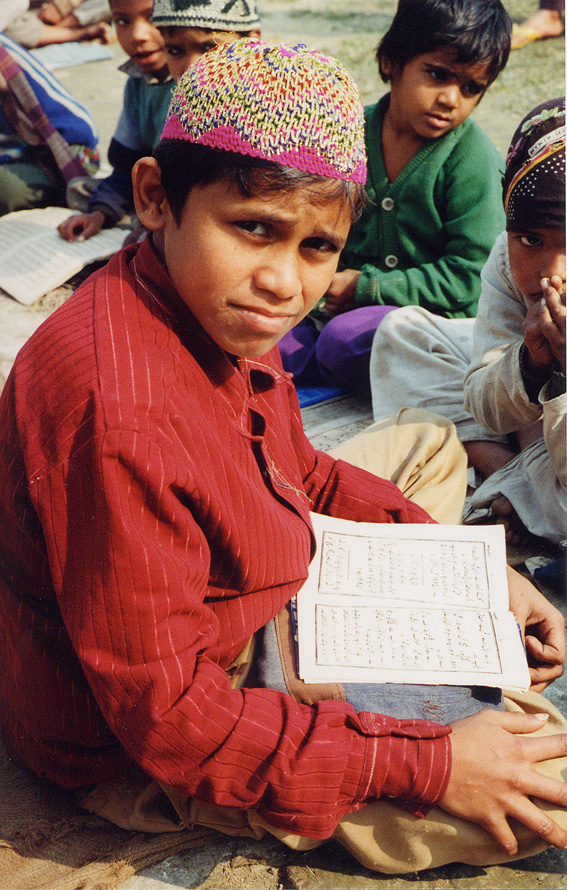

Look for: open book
[0,207,126,305]
[296,514,530,692]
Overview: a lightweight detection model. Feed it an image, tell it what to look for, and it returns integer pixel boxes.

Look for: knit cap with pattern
[160,38,367,184]
[152,0,260,32]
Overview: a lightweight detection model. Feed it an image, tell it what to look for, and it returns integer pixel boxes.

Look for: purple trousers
[279,305,398,392]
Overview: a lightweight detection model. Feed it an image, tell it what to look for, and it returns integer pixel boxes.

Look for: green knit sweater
[340,94,506,318]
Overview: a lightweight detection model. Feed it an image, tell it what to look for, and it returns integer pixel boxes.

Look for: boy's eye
[302,237,339,254]
[519,234,543,247]
[462,80,486,97]
[234,220,269,237]
[113,15,129,25]
[165,45,183,57]
[200,42,218,53]
[427,66,450,82]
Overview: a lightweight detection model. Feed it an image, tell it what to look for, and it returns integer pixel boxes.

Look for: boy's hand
[57,211,105,243]
[322,268,361,316]
[440,709,567,854]
[522,276,566,373]
[507,565,565,691]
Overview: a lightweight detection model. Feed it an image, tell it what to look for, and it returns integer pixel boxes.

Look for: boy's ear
[132,157,168,231]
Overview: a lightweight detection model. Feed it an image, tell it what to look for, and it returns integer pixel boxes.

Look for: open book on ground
[296,514,530,691]
[0,207,126,305]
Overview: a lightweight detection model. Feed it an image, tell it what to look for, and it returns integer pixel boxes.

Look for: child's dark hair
[153,140,367,224]
[377,0,511,85]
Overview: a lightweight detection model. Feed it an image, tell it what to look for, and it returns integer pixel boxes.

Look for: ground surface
[0,1,565,887]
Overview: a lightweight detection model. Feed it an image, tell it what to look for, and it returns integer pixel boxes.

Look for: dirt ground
[0,1,565,887]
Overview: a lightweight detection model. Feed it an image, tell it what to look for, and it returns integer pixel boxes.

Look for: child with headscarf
[369,97,566,547]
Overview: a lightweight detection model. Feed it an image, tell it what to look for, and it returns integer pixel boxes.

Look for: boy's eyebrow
[236,207,349,247]
[425,62,489,89]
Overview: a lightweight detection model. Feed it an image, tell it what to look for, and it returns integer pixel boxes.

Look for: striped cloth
[0,31,99,177]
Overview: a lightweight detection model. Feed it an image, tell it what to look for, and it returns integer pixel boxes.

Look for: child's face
[110,0,168,75]
[160,26,260,81]
[146,173,352,358]
[384,47,490,141]
[507,228,566,301]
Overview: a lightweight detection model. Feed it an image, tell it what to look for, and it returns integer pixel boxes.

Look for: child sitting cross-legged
[279,0,510,392]
[0,41,566,876]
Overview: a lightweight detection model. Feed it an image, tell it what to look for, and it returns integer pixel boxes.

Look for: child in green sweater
[279,0,510,392]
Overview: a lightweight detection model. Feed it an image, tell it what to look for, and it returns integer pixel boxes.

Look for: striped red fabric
[0,237,450,837]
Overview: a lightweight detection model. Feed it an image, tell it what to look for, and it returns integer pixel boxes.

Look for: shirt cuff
[346,711,452,809]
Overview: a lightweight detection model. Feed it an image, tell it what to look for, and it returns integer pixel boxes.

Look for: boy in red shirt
[0,40,565,874]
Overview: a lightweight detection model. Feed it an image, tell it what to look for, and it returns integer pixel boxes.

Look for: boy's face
[383,47,490,141]
[507,228,566,301]
[110,0,168,75]
[146,173,352,358]
[160,26,260,81]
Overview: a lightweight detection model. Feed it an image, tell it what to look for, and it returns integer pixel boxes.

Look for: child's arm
[464,234,545,433]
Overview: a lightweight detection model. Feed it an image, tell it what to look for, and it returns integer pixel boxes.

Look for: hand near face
[522,275,566,373]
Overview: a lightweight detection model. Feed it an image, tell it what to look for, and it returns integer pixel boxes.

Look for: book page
[0,207,126,304]
[297,514,529,690]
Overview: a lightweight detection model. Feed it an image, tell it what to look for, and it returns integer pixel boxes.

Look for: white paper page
[297,514,529,690]
[0,207,126,304]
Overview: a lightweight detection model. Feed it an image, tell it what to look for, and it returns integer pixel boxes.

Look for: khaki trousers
[76,689,567,874]
[329,406,468,524]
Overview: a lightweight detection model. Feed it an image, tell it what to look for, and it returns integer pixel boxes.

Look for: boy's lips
[425,112,452,129]
[231,304,295,335]
[133,49,163,66]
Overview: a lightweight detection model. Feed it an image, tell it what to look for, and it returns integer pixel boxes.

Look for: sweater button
[381,197,394,211]
[385,254,398,268]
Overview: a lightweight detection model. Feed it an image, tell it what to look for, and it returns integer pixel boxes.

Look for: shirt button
[385,254,398,268]
[381,197,394,211]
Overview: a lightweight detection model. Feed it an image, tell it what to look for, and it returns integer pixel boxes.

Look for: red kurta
[0,237,450,838]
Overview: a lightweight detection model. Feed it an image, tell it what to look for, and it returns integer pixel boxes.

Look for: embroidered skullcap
[160,38,367,184]
[151,0,260,31]
[503,97,565,231]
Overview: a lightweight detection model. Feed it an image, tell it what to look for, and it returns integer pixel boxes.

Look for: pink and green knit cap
[160,39,367,184]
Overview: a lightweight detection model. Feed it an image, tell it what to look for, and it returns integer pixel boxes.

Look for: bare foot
[513,8,564,44]
[490,495,531,547]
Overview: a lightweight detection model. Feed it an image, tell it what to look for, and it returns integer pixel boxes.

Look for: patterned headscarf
[503,97,565,231]
[160,39,367,184]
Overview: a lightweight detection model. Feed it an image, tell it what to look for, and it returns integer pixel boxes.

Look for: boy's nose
[438,84,460,109]
[131,19,154,43]
[254,253,302,301]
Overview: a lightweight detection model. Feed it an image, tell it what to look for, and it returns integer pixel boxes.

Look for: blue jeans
[257,618,503,724]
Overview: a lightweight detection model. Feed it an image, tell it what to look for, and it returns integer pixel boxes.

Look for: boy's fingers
[509,797,567,852]
[516,731,567,765]
[525,633,565,665]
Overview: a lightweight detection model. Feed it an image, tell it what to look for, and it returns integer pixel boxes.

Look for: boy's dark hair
[377,0,511,85]
[153,140,367,224]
